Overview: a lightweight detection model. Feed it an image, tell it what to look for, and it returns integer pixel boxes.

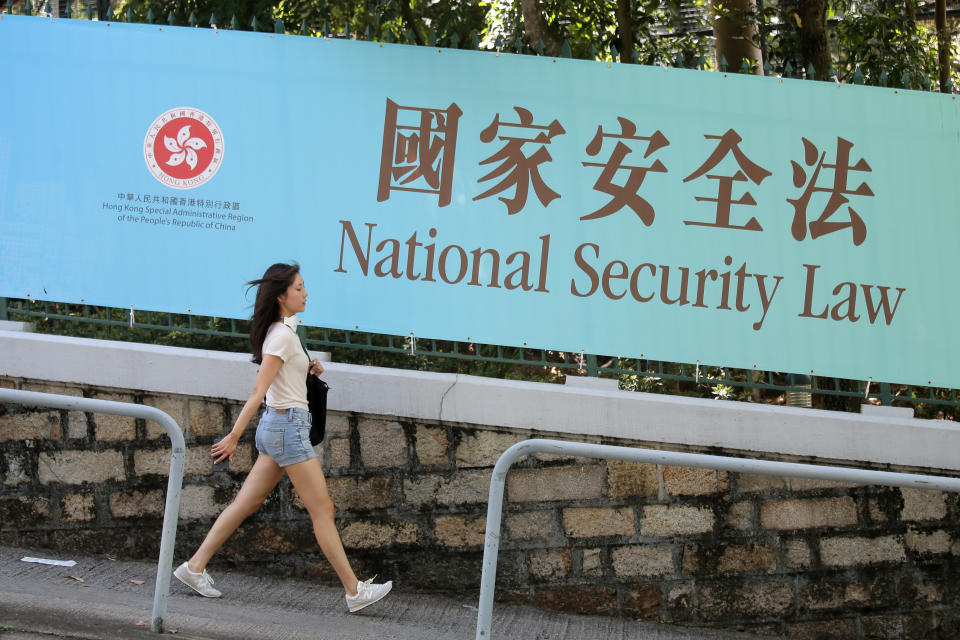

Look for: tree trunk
[796,0,830,80]
[399,0,425,46]
[96,0,110,22]
[616,0,634,63]
[519,0,563,57]
[936,0,950,91]
[712,0,762,74]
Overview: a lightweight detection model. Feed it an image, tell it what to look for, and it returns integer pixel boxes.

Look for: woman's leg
[187,454,284,572]
[285,458,359,595]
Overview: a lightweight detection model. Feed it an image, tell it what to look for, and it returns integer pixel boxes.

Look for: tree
[113,0,485,41]
[934,0,951,91]
[762,0,948,88]
[796,0,831,79]
[712,0,763,73]
[615,0,634,64]
[517,0,564,55]
[484,0,708,65]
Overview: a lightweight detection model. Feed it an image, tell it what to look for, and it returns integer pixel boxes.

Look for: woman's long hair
[246,262,300,364]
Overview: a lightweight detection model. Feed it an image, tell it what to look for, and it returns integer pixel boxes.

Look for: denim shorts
[254,407,318,467]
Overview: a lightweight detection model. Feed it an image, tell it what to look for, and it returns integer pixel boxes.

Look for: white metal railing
[0,388,185,633]
[476,439,960,639]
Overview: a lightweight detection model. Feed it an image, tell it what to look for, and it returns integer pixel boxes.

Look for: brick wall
[2,375,959,639]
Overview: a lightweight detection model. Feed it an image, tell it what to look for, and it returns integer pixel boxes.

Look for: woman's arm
[211,354,283,463]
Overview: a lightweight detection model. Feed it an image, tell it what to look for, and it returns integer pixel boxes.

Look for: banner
[1,15,958,388]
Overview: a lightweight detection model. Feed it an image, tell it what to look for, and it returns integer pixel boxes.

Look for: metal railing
[4,297,960,415]
[475,439,960,639]
[0,388,185,634]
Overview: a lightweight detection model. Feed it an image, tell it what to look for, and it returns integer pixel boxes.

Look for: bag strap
[290,322,327,384]
[298,334,326,384]
[299,339,313,372]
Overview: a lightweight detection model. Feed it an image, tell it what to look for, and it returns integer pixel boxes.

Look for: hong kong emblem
[144,107,224,189]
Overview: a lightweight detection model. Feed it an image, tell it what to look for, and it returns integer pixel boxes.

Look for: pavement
[0,544,777,640]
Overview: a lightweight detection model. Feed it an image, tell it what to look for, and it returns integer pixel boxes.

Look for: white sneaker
[345,576,392,613]
[173,561,222,598]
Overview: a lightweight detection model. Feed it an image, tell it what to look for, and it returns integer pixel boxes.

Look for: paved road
[0,545,776,640]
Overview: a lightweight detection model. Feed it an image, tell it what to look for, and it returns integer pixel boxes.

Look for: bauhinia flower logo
[144,107,225,189]
[164,125,207,171]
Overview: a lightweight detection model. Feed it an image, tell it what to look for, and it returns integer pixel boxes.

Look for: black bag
[300,343,329,446]
[305,373,329,446]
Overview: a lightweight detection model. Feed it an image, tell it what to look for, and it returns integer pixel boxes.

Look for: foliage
[482,0,710,64]
[32,0,954,89]
[761,0,956,88]
[619,372,665,393]
[111,0,487,41]
[711,383,737,400]
[832,0,941,88]
[113,0,277,29]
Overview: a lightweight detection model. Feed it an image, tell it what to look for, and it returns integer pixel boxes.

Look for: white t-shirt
[261,321,309,411]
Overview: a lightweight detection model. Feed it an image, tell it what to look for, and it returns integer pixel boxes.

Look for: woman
[173,263,392,613]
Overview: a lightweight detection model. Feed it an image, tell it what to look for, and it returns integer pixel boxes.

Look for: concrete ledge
[564,375,620,390]
[0,320,33,332]
[2,329,959,471]
[861,404,914,419]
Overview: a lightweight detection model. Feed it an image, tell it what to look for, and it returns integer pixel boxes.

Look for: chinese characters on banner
[473,106,565,215]
[378,100,874,246]
[378,99,461,207]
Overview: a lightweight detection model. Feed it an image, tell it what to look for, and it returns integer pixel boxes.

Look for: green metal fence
[4,296,959,418]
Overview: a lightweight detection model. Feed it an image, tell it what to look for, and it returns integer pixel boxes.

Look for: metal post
[585,353,598,377]
[476,438,960,640]
[0,389,185,634]
[879,382,893,406]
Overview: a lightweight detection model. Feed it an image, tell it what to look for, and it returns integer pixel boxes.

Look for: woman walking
[173,262,392,613]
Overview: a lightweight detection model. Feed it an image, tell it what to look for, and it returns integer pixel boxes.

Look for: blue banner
[1,15,958,388]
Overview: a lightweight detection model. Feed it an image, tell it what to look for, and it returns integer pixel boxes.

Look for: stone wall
[2,375,959,639]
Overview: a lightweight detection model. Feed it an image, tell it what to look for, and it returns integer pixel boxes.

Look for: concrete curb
[0,545,774,640]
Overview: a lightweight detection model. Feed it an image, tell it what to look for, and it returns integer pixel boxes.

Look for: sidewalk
[0,544,775,640]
